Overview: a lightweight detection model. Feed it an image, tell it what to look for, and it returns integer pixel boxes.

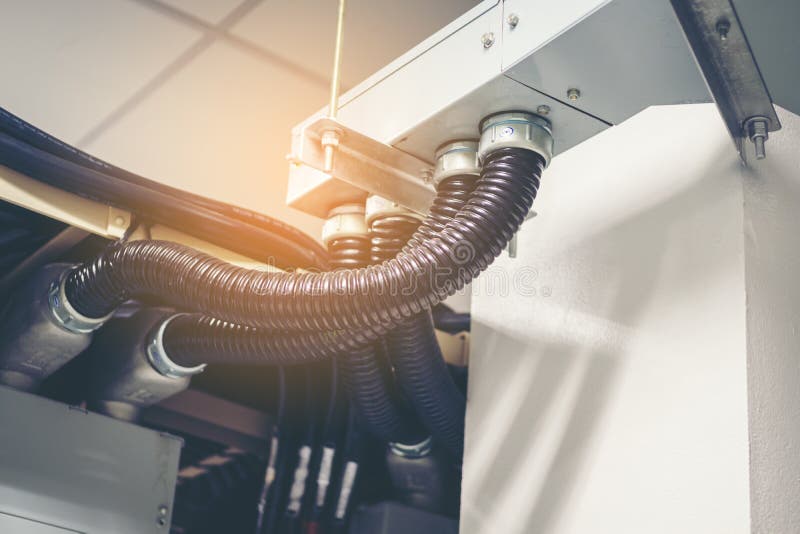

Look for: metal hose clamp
[433,140,480,186]
[389,436,433,459]
[146,314,207,379]
[321,203,368,246]
[48,268,113,334]
[478,111,553,166]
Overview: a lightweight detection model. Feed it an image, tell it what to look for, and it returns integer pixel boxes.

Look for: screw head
[481,32,495,49]
[567,88,581,101]
[716,18,730,41]
[420,168,434,184]
[507,13,519,29]
[536,105,551,116]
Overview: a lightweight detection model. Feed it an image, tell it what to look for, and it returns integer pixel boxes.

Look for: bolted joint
[744,116,769,160]
[478,111,554,166]
[365,195,423,227]
[49,268,113,334]
[147,315,206,379]
[321,203,368,246]
[432,140,481,187]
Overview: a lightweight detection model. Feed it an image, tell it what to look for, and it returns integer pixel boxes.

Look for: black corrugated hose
[64,148,544,365]
[328,234,427,446]
[369,179,476,461]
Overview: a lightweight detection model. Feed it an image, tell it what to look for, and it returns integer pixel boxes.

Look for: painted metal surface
[463,104,751,533]
[0,386,182,533]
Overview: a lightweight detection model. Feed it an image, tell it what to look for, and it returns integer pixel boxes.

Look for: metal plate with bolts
[670,0,781,161]
[289,117,435,217]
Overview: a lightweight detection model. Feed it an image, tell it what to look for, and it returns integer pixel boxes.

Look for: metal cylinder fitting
[321,203,368,246]
[85,309,205,421]
[478,111,554,166]
[365,195,424,227]
[0,263,112,391]
[432,140,480,186]
[389,436,433,459]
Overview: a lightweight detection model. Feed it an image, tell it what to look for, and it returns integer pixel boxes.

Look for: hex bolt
[481,32,495,49]
[536,105,551,116]
[745,117,769,160]
[507,13,520,29]
[567,88,581,101]
[716,18,730,41]
[420,168,434,185]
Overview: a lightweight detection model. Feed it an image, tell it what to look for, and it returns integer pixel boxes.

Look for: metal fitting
[389,436,433,459]
[321,203,368,246]
[478,111,554,166]
[48,269,113,334]
[744,116,769,160]
[432,140,480,186]
[365,195,423,227]
[146,315,207,379]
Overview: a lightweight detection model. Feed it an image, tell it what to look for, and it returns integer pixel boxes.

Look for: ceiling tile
[157,0,243,24]
[232,0,480,89]
[0,0,200,144]
[84,41,328,238]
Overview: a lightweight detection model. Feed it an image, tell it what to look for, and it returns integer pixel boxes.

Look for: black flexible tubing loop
[368,214,421,264]
[0,115,328,270]
[386,311,466,460]
[369,199,468,461]
[65,148,544,343]
[404,173,480,249]
[328,233,426,445]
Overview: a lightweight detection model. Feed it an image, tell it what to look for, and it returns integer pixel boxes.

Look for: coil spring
[328,236,371,269]
[368,214,421,263]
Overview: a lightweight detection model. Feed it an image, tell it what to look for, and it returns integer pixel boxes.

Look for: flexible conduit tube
[63,147,545,340]
[327,226,426,445]
[369,165,478,461]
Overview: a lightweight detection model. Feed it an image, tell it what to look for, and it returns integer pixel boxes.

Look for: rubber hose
[328,233,426,445]
[66,148,544,343]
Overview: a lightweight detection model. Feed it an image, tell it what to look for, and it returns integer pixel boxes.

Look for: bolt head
[481,32,495,48]
[536,105,551,116]
[567,88,581,101]
[716,19,730,40]
[507,13,519,29]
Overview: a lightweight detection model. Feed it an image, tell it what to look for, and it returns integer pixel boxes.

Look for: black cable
[432,303,470,334]
[0,119,328,271]
[256,367,287,534]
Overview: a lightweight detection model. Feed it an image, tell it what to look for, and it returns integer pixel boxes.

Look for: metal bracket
[290,117,435,216]
[670,0,781,162]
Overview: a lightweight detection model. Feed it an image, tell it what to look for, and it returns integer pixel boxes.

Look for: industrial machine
[0,1,798,533]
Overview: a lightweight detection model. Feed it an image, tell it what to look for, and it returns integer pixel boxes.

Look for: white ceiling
[0,0,478,238]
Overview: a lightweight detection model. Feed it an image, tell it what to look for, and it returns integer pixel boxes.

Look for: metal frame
[287,0,794,218]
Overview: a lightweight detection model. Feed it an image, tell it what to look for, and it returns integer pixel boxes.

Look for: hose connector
[365,195,423,227]
[389,436,433,459]
[147,314,207,379]
[478,111,553,166]
[49,269,113,334]
[433,140,480,186]
[321,203,368,247]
